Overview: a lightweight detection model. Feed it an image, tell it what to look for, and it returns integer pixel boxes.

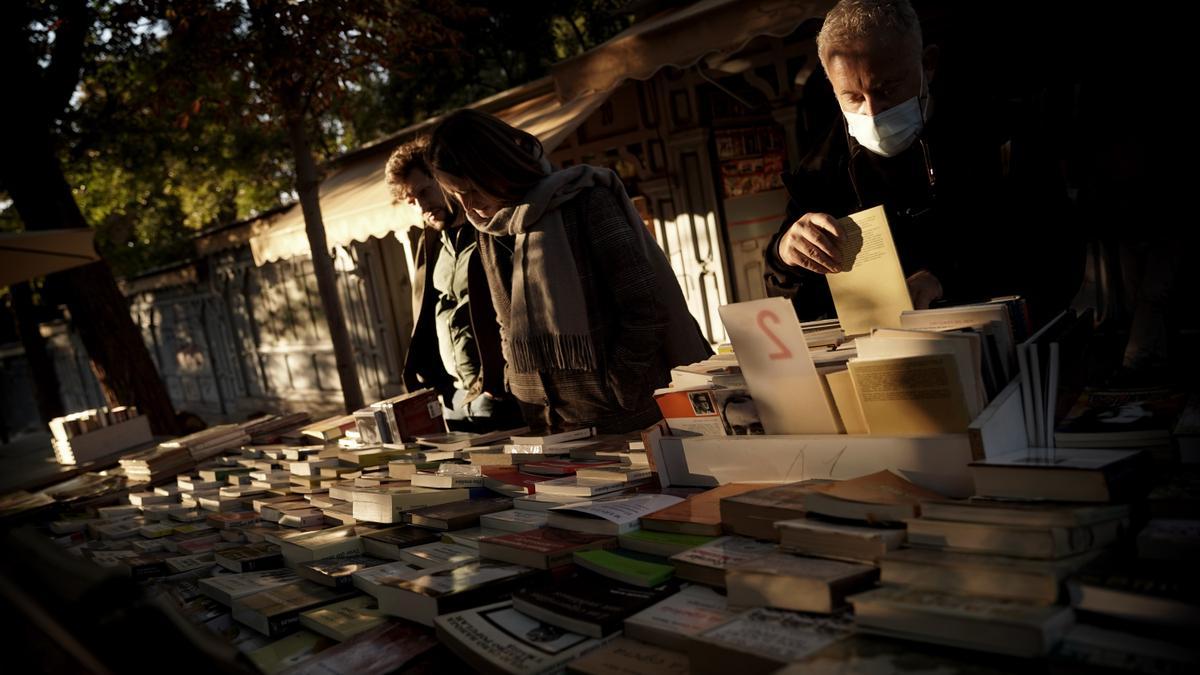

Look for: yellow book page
[848,354,971,434]
[827,205,913,336]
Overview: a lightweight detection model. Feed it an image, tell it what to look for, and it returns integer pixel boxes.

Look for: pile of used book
[3,364,1198,674]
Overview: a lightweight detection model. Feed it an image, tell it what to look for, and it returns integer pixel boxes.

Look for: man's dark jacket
[401,227,506,402]
[764,86,1082,328]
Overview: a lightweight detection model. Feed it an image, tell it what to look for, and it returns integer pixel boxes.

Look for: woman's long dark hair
[426,109,547,204]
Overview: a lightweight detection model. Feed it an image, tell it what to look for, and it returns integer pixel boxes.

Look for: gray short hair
[817,0,922,67]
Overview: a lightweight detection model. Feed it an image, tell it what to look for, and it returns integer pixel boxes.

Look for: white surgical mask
[843,72,929,158]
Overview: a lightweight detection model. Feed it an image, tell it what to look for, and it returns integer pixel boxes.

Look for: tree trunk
[9,282,65,424]
[1,7,180,436]
[283,110,366,413]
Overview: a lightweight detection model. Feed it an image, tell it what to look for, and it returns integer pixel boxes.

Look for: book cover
[803,470,946,522]
[565,637,688,675]
[623,585,734,652]
[573,549,674,588]
[405,497,512,530]
[435,601,604,675]
[479,508,549,532]
[215,542,283,573]
[969,448,1150,502]
[512,574,675,637]
[535,476,631,498]
[547,494,685,535]
[478,528,617,569]
[725,552,878,613]
[849,586,1073,657]
[279,621,439,675]
[618,529,717,558]
[298,595,387,642]
[920,499,1129,528]
[361,525,441,558]
[298,555,389,589]
[641,483,770,536]
[1056,386,1187,440]
[232,581,353,636]
[696,607,853,671]
[669,536,776,573]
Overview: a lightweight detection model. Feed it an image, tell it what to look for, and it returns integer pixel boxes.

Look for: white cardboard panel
[652,432,976,497]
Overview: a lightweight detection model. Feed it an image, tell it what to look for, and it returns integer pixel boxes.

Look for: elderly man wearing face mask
[765,0,1079,327]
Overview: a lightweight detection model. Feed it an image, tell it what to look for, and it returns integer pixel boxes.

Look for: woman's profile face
[432,168,503,227]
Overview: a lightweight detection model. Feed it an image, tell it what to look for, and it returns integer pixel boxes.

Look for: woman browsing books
[425,110,711,433]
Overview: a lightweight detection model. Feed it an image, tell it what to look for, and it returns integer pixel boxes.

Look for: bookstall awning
[0,228,100,286]
[248,87,612,266]
[248,0,834,267]
[551,0,834,101]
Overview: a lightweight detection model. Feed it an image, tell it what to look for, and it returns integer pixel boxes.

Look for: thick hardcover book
[969,448,1151,503]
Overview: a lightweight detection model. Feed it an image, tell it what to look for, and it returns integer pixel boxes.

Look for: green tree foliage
[1,0,633,278]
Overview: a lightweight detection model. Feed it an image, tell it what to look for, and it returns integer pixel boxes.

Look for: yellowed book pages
[827,205,913,336]
[855,334,984,418]
[826,369,868,434]
[848,354,971,434]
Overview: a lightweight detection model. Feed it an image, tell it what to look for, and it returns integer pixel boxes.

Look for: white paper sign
[718,298,840,435]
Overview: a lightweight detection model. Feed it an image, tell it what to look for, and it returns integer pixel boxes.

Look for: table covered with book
[2,288,1196,674]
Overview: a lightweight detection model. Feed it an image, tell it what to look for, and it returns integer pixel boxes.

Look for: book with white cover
[435,601,607,674]
[199,569,299,605]
[353,560,459,594]
[623,585,735,652]
[691,607,853,674]
[546,494,684,535]
[509,428,596,445]
[535,476,629,498]
[396,542,478,567]
[668,536,776,587]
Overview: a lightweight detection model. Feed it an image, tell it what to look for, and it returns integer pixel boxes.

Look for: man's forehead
[827,46,918,87]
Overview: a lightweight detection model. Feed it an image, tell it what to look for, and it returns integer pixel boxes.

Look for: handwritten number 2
[757,310,792,360]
